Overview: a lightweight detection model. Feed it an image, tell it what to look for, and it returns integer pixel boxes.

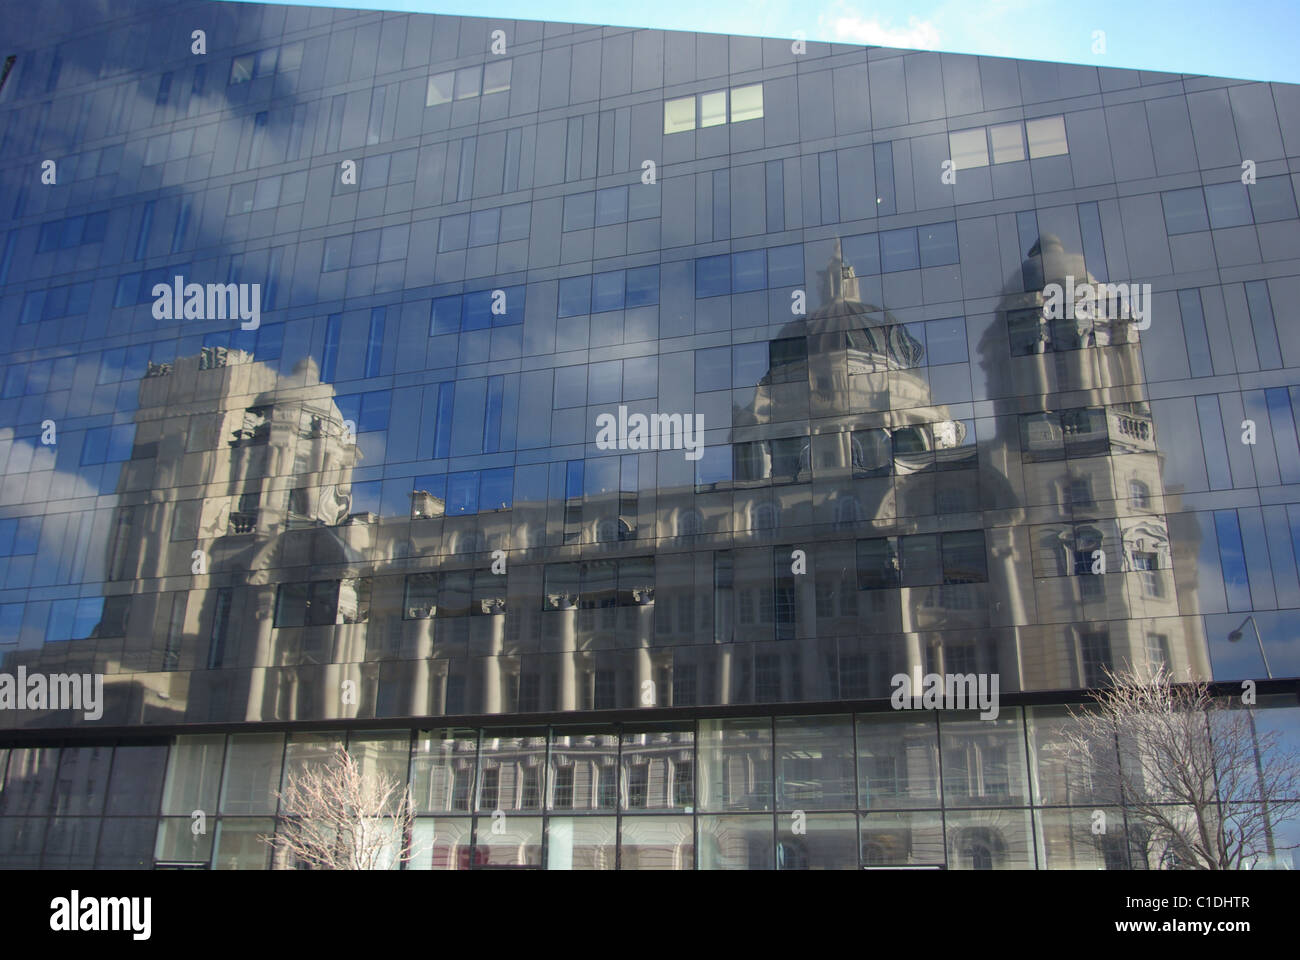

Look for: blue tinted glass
[554,366,586,408]
[924,317,967,365]
[592,270,625,312]
[1266,388,1300,484]
[626,266,659,306]
[732,342,768,387]
[321,314,341,382]
[14,517,40,555]
[595,186,628,226]
[841,234,879,277]
[1077,201,1108,282]
[767,244,804,286]
[20,291,44,324]
[82,211,107,244]
[918,221,958,266]
[365,309,385,378]
[0,603,22,642]
[81,427,109,465]
[565,460,584,500]
[1162,188,1209,234]
[0,518,15,556]
[1177,289,1214,378]
[483,375,504,453]
[359,391,391,432]
[38,221,60,252]
[480,468,514,510]
[351,480,382,516]
[558,276,591,318]
[588,361,621,404]
[461,289,493,330]
[1249,176,1298,223]
[874,142,895,215]
[494,285,526,326]
[446,471,480,515]
[1214,510,1253,611]
[432,382,454,459]
[695,445,732,488]
[563,193,595,231]
[431,296,462,335]
[695,255,730,298]
[1204,182,1253,228]
[468,208,499,246]
[696,346,731,392]
[880,228,919,272]
[732,250,766,292]
[439,214,469,251]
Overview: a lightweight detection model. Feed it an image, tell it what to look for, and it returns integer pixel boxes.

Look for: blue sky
[231,0,1300,84]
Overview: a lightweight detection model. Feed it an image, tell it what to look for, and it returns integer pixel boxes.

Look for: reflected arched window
[834,496,862,529]
[676,508,703,537]
[749,502,779,531]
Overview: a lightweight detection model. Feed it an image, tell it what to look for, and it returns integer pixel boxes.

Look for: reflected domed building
[0,1,1294,872]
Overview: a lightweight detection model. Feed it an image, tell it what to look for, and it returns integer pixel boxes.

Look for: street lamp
[1228,614,1275,865]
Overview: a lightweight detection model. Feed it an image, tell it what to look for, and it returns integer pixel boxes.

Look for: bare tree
[1063,664,1300,869]
[261,746,424,870]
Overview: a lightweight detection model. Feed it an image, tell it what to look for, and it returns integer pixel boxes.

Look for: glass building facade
[0,0,1297,868]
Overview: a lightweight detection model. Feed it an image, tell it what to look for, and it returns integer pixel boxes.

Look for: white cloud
[822,11,942,50]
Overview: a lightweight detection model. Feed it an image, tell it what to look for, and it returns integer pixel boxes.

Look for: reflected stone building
[0,0,1297,869]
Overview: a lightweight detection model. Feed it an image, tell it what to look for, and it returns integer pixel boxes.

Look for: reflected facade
[0,0,1298,867]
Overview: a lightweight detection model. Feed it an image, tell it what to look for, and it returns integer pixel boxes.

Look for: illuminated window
[989,123,1025,163]
[730,83,763,122]
[426,71,453,106]
[700,90,726,128]
[948,128,988,170]
[1026,115,1068,158]
[664,96,694,134]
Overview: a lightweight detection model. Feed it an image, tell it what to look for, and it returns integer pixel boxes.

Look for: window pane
[918,221,958,267]
[410,729,479,814]
[620,816,694,870]
[775,716,855,810]
[1162,187,1209,234]
[698,814,774,870]
[1205,181,1253,228]
[856,537,900,590]
[1025,115,1067,158]
[697,718,772,812]
[482,59,510,95]
[900,533,940,586]
[940,712,1029,807]
[700,90,726,128]
[949,128,988,170]
[220,733,284,815]
[453,66,480,100]
[989,122,1025,163]
[942,530,987,584]
[557,276,591,318]
[730,84,763,122]
[161,735,224,815]
[857,714,940,809]
[664,96,695,134]
[880,228,919,272]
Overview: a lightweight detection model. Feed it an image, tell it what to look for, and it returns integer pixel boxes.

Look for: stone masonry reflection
[0,0,1298,868]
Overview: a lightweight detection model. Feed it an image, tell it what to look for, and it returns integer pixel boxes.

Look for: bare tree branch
[1063,665,1300,869]
[260,746,427,870]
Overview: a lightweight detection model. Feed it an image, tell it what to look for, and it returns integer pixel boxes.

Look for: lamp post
[1228,615,1275,865]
